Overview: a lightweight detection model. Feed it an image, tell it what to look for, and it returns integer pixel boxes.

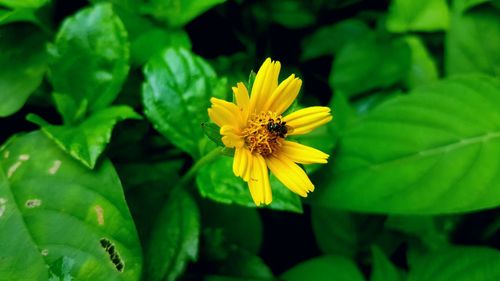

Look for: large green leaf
[142,0,225,27]
[142,47,226,159]
[0,0,48,8]
[48,3,130,124]
[386,0,450,33]
[301,19,370,61]
[28,106,142,169]
[329,34,411,97]
[408,247,500,281]
[281,256,365,281]
[313,76,500,214]
[0,131,142,281]
[145,188,200,281]
[0,23,48,117]
[445,0,500,77]
[196,156,303,213]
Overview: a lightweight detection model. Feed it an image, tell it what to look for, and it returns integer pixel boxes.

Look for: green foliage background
[0,0,499,280]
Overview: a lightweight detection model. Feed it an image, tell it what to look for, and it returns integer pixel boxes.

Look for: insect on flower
[208,58,332,205]
[266,118,290,139]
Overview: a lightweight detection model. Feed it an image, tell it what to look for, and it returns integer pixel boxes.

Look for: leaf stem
[178,147,223,187]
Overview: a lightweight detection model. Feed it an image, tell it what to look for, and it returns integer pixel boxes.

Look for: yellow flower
[208,58,332,205]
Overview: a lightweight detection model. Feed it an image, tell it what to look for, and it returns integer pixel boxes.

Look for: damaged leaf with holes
[0,132,142,280]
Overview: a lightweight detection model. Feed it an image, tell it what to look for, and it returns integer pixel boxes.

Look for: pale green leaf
[0,23,48,117]
[0,131,142,281]
[386,0,450,33]
[49,3,130,123]
[142,0,225,27]
[142,47,226,159]
[27,106,142,169]
[314,76,500,214]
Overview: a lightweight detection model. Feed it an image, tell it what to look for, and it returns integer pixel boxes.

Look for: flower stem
[178,147,223,187]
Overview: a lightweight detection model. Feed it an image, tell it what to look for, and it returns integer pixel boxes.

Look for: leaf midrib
[345,130,500,171]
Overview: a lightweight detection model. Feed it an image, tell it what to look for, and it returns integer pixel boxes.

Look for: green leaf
[142,0,226,27]
[130,28,191,67]
[117,160,184,241]
[210,248,274,281]
[196,156,303,213]
[404,36,439,89]
[301,19,371,60]
[142,47,226,159]
[311,207,385,258]
[266,0,316,29]
[297,124,336,174]
[0,131,142,281]
[202,122,224,147]
[201,201,262,254]
[48,256,76,281]
[385,215,453,250]
[0,8,37,25]
[330,34,411,97]
[89,0,141,12]
[370,247,402,281]
[145,188,200,281]
[458,0,500,11]
[386,0,450,33]
[313,76,500,214]
[331,91,359,130]
[0,0,49,9]
[0,23,48,117]
[407,247,500,281]
[49,3,130,124]
[281,256,365,281]
[445,0,500,77]
[27,106,142,169]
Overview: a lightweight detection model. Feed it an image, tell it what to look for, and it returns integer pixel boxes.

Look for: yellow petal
[221,126,244,148]
[233,147,252,182]
[233,83,249,109]
[208,97,244,128]
[283,106,332,135]
[249,58,281,114]
[280,141,329,164]
[248,154,272,205]
[266,154,314,197]
[263,74,302,115]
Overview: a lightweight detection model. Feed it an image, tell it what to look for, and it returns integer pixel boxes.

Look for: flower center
[242,111,288,156]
